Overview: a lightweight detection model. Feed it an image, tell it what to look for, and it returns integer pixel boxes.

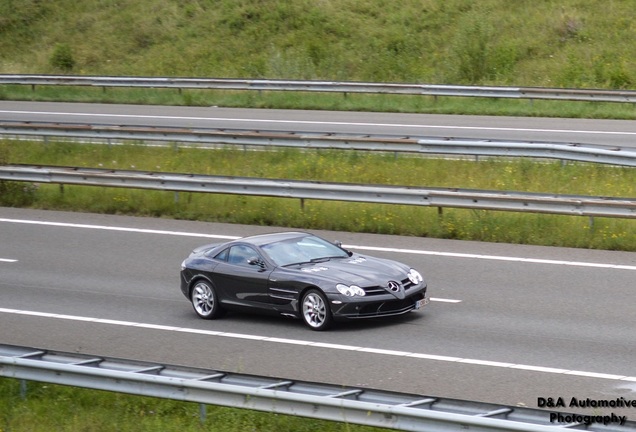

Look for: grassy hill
[2,0,636,90]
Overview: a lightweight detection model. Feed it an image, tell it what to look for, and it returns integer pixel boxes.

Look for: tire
[301,289,333,331]
[190,280,225,320]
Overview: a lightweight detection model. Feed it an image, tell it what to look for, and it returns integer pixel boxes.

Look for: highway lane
[1,207,635,420]
[3,100,636,147]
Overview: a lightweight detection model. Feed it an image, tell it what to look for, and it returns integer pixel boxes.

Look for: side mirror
[248,256,266,269]
[334,240,353,256]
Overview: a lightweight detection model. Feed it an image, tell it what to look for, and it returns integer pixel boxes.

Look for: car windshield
[261,235,349,267]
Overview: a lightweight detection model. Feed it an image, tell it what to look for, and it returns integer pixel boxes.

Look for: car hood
[290,254,410,286]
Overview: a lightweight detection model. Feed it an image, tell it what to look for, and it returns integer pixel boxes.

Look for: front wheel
[301,289,333,331]
[191,280,225,319]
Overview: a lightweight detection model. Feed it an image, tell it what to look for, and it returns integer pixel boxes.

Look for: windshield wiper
[310,257,331,263]
[282,255,346,267]
[281,260,312,267]
[311,255,348,263]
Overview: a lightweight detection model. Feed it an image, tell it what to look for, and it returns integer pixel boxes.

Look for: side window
[213,248,229,262]
[227,245,257,267]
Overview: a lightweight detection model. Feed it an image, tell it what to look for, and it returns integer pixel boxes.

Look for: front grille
[363,286,387,296]
[362,277,418,296]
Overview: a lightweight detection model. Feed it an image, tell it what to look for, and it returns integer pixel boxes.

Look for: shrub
[0,144,38,206]
[0,181,38,206]
[50,43,75,71]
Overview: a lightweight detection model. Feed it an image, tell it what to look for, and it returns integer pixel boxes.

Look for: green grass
[2,140,635,251]
[3,1,636,90]
[0,378,387,432]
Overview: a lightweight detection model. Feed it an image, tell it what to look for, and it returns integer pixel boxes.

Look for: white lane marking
[1,307,634,382]
[0,218,235,239]
[430,297,462,303]
[0,258,18,263]
[2,217,635,271]
[348,244,636,271]
[1,109,635,137]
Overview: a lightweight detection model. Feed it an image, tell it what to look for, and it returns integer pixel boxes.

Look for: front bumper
[329,285,428,319]
[179,270,192,299]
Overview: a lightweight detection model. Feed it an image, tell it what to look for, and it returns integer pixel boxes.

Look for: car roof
[238,231,310,247]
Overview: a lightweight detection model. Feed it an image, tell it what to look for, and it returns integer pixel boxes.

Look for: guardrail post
[199,403,206,423]
[20,379,27,399]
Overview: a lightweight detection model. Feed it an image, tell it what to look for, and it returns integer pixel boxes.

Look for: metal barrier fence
[2,343,634,432]
[1,164,635,219]
[3,74,636,103]
[2,121,636,167]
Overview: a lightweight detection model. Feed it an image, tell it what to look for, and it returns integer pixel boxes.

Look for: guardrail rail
[3,74,636,103]
[1,344,634,432]
[2,121,636,167]
[1,164,635,219]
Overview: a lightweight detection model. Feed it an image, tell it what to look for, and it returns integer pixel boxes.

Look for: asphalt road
[3,100,636,147]
[1,207,635,420]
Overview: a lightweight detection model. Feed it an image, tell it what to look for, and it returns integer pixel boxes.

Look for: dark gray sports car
[180,231,428,330]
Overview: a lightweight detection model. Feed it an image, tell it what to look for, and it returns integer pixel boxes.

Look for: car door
[211,244,273,308]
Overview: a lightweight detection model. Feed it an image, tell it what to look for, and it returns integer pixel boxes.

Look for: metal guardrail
[1,164,635,219]
[3,74,636,103]
[2,121,636,167]
[1,344,634,431]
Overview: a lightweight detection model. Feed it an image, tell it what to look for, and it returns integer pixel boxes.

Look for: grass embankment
[0,379,385,432]
[1,140,635,251]
[4,1,636,120]
[3,1,636,90]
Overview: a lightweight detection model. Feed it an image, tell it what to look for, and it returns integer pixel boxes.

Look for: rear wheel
[191,280,225,319]
[301,289,333,331]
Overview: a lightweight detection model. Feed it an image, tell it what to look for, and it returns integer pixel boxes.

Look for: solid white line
[1,109,635,137]
[2,217,634,271]
[1,307,634,382]
[348,244,636,271]
[0,218,235,240]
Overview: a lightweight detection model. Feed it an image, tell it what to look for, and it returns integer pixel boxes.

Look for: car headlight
[408,269,423,284]
[336,284,366,297]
